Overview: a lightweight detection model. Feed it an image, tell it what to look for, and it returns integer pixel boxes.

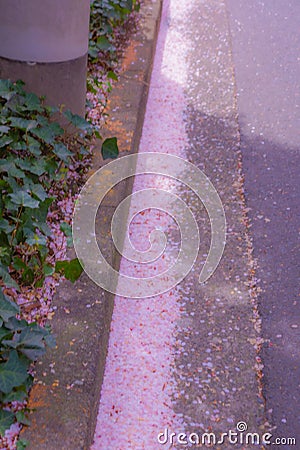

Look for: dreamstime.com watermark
[72,153,226,298]
[157,421,297,446]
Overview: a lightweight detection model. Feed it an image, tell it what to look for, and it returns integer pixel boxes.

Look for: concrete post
[0,0,90,116]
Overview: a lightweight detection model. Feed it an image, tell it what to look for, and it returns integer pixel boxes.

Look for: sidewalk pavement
[91,0,266,448]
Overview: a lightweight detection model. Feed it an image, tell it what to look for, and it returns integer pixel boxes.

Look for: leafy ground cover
[0,1,140,448]
[0,79,91,448]
[87,0,140,129]
[89,0,140,62]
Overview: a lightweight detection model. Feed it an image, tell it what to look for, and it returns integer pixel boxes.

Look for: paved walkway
[91,0,271,448]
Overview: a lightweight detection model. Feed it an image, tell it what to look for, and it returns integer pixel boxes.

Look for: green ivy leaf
[24,92,43,112]
[30,126,53,144]
[0,79,13,100]
[43,264,55,277]
[33,221,51,237]
[0,350,29,394]
[66,237,73,248]
[30,197,53,223]
[49,121,64,135]
[5,92,24,113]
[0,219,14,234]
[0,289,19,321]
[12,257,27,271]
[2,385,27,403]
[4,173,19,192]
[107,70,118,81]
[60,222,72,237]
[53,143,73,163]
[4,327,46,361]
[36,115,48,127]
[55,258,83,283]
[0,159,25,178]
[19,329,46,351]
[0,409,14,436]
[15,158,35,173]
[101,137,119,160]
[30,159,47,176]
[41,328,56,349]
[0,327,12,342]
[30,183,47,201]
[0,266,19,291]
[0,135,13,148]
[94,130,102,140]
[26,136,41,156]
[5,318,30,333]
[96,35,111,51]
[25,234,47,247]
[9,117,37,131]
[9,191,39,208]
[64,110,92,132]
[0,125,10,134]
[0,245,11,268]
[21,267,34,285]
[88,45,99,59]
[16,410,30,426]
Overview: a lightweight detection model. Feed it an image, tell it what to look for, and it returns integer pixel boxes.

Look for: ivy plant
[0,79,90,290]
[0,78,100,436]
[89,0,140,61]
[0,0,128,435]
[0,77,119,438]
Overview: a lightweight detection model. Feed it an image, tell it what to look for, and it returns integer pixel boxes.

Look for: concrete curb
[22,1,162,448]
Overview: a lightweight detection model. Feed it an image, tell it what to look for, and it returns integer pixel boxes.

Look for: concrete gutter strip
[21,1,162,448]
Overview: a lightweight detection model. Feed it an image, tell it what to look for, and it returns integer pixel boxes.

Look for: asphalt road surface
[227,0,300,444]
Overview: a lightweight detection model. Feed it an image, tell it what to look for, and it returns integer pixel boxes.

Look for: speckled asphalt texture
[168,0,265,444]
[92,0,270,448]
[227,0,300,445]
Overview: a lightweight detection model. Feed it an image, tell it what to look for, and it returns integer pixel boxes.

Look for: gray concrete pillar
[0,0,90,116]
